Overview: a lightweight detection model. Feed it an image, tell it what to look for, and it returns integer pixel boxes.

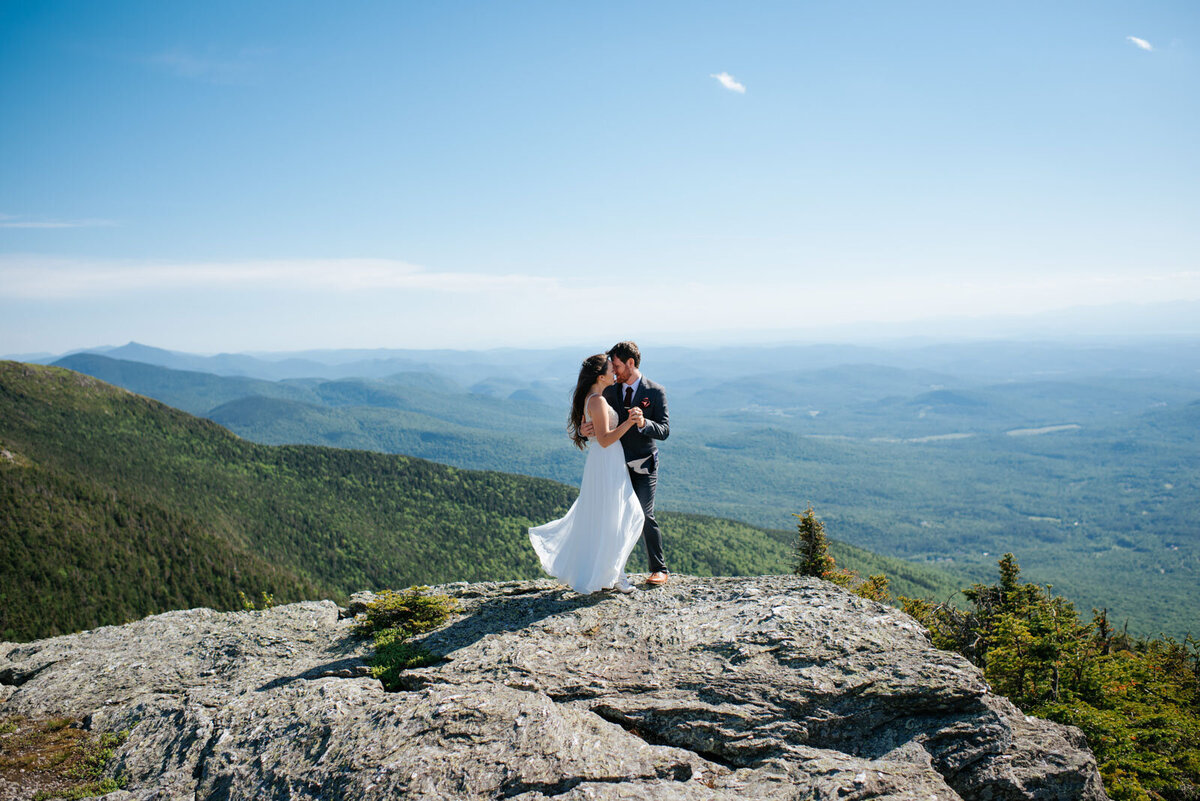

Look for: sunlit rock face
[0,575,1107,800]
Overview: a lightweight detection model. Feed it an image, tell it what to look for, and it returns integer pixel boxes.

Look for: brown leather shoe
[645,572,669,585]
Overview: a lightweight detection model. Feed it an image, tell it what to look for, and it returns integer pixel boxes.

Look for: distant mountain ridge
[22,332,1200,385]
[37,341,588,387]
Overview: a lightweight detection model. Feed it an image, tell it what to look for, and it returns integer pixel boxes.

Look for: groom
[585,341,671,585]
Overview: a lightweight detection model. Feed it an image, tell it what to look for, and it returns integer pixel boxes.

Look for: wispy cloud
[710,72,746,93]
[0,256,560,299]
[0,214,116,230]
[144,46,272,84]
[1126,36,1154,51]
[5,256,1198,352]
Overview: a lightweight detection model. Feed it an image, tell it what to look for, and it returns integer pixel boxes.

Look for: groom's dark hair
[607,341,640,367]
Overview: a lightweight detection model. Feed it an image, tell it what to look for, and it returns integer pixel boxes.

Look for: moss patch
[0,716,128,800]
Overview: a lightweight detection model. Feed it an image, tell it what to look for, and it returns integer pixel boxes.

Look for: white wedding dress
[529,395,645,593]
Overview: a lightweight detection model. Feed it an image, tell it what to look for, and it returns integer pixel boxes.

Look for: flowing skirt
[529,439,644,594]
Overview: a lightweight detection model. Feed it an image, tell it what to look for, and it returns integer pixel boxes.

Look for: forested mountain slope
[1,362,961,641]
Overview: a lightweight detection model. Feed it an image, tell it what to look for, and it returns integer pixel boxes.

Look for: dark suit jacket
[604,376,669,469]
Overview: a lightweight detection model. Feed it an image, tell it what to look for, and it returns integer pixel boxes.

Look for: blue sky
[2,1,1197,354]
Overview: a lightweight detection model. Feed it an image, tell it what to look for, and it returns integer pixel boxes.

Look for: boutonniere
[640,397,651,408]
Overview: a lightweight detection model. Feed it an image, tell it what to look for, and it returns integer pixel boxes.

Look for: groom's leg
[629,470,666,574]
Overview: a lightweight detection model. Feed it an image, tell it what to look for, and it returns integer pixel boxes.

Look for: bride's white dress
[529,395,645,593]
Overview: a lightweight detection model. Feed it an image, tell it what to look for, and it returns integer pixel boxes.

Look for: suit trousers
[629,468,666,574]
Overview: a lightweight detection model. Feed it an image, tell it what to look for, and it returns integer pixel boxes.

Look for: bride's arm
[586,394,635,449]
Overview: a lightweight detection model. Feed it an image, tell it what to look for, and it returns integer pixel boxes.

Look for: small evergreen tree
[792,506,838,581]
[792,506,889,601]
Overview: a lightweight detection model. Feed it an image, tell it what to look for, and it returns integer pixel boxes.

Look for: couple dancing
[529,341,670,595]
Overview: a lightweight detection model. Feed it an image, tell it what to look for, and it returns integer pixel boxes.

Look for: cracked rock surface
[0,576,1107,799]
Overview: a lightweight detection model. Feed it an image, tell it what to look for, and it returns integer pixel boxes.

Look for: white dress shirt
[621,377,642,405]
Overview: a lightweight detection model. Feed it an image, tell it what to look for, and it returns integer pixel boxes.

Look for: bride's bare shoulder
[588,392,615,416]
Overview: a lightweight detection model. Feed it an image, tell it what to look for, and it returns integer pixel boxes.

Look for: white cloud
[5,253,1199,352]
[0,214,116,229]
[710,72,746,93]
[0,256,560,299]
[1126,36,1154,51]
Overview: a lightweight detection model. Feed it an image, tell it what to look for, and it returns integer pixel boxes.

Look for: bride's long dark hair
[569,354,610,450]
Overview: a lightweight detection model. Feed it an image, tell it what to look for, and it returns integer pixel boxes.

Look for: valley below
[21,337,1199,640]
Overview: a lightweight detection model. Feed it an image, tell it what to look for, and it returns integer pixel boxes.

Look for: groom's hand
[628,408,645,428]
[580,420,596,437]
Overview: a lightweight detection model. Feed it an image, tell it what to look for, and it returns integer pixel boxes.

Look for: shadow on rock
[419,584,608,658]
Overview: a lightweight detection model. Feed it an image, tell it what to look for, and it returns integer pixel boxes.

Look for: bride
[529,354,645,594]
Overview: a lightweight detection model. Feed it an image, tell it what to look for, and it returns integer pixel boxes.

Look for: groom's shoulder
[641,376,667,394]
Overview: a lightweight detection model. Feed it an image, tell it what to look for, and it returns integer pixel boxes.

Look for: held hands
[580,408,642,439]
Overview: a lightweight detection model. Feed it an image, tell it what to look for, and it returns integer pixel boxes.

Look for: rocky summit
[0,575,1107,800]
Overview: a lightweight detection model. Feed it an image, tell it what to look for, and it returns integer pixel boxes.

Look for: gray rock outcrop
[0,576,1107,799]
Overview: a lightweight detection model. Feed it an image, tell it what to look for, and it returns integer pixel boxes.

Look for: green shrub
[355,587,458,639]
[854,573,890,603]
[238,591,276,611]
[67,730,128,782]
[35,777,124,801]
[356,587,458,692]
[902,555,1200,801]
[369,629,444,688]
